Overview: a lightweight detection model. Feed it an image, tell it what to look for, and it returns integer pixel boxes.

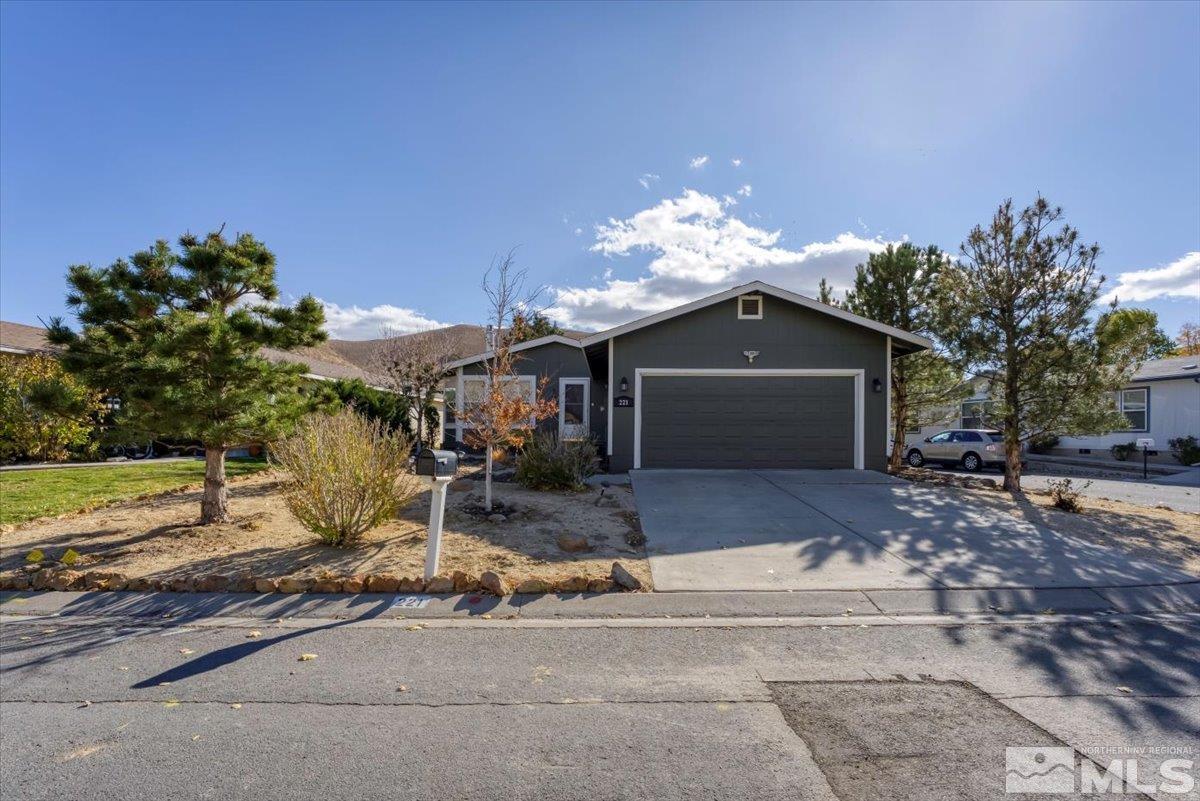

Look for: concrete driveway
[630,469,1199,592]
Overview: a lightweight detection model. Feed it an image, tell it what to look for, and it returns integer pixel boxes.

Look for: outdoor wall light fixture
[619,377,629,392]
[872,378,883,393]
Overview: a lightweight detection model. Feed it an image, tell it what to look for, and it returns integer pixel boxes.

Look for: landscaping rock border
[0,560,647,596]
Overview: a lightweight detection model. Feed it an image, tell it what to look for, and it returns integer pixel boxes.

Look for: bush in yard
[515,431,597,491]
[1168,435,1200,466]
[328,378,413,435]
[0,353,104,463]
[1027,434,1059,455]
[1046,478,1089,513]
[1110,441,1138,461]
[271,408,421,546]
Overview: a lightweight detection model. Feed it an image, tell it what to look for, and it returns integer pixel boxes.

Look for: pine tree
[843,243,968,469]
[511,310,564,343]
[938,197,1132,492]
[47,229,326,523]
[816,278,839,307]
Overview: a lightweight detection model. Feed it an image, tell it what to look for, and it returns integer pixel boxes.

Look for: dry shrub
[1046,477,1089,513]
[272,408,421,546]
[515,431,597,491]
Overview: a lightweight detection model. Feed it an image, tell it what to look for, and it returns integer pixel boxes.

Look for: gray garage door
[640,375,855,469]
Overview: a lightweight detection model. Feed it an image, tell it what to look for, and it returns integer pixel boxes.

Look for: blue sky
[2,1,1198,339]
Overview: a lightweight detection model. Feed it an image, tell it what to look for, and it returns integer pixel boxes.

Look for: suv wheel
[906,449,925,468]
[962,452,982,472]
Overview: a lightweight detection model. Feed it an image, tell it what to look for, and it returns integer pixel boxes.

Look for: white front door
[559,378,589,440]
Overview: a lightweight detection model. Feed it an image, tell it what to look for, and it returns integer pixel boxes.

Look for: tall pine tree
[938,197,1131,492]
[843,243,968,469]
[47,230,326,523]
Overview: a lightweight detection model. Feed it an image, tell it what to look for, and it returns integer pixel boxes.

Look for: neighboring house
[904,356,1200,463]
[444,281,931,472]
[1054,356,1199,461]
[0,321,55,356]
[903,375,994,448]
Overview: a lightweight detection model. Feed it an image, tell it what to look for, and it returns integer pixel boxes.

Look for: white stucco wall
[1055,378,1200,455]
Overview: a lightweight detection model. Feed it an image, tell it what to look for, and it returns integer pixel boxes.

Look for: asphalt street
[2,610,1197,800]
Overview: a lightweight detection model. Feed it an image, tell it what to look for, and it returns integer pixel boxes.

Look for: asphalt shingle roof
[1132,355,1200,381]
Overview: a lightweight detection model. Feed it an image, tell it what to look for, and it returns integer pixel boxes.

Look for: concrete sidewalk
[5,582,1199,623]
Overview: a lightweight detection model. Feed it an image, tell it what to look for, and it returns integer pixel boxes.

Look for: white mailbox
[1136,438,1155,449]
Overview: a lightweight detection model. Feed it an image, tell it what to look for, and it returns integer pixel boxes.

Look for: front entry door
[559,378,589,440]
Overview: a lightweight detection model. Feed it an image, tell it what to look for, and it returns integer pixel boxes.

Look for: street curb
[3,582,1197,622]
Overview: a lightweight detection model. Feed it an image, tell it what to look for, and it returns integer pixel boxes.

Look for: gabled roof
[445,334,583,371]
[578,281,933,353]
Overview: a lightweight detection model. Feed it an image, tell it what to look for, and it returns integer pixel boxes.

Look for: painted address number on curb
[391,595,433,609]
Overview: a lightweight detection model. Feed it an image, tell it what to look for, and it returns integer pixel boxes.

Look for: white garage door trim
[633,368,865,470]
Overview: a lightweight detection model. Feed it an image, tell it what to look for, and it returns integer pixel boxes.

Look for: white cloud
[637,173,661,189]
[318,300,445,340]
[1100,251,1200,304]
[574,227,583,236]
[737,184,752,197]
[546,188,898,329]
[731,158,742,167]
[689,155,709,170]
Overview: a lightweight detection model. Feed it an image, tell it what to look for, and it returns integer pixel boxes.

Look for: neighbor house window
[1117,387,1148,432]
[960,400,995,429]
[737,294,763,319]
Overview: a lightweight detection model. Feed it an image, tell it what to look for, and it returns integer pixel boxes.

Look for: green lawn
[0,459,269,525]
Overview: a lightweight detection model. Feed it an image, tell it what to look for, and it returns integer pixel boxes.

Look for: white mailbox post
[415,448,458,581]
[423,477,451,580]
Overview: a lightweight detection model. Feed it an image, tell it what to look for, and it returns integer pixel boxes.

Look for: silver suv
[905,429,1009,472]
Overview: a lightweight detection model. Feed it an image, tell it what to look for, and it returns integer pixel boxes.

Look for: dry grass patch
[0,467,650,589]
[898,468,1200,575]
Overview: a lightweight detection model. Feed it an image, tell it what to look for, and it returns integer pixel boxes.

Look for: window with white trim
[459,375,537,421]
[737,294,763,319]
[1117,387,1148,432]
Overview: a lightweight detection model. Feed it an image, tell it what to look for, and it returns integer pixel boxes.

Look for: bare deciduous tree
[460,252,557,511]
[373,326,460,451]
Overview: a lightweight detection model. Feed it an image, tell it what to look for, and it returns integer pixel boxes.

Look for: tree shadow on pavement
[0,593,391,678]
[128,595,394,688]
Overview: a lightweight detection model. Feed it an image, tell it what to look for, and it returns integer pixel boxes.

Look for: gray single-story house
[444,281,931,472]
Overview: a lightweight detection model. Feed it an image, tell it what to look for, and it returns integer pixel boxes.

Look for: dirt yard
[0,468,651,590]
[898,468,1200,575]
